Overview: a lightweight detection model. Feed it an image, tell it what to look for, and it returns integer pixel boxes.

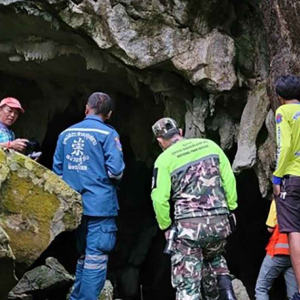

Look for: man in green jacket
[151,117,238,300]
[273,75,300,300]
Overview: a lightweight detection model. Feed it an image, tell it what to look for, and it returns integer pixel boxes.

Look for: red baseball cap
[0,97,25,113]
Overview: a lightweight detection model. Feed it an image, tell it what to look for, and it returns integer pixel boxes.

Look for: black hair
[275,75,300,100]
[87,92,114,116]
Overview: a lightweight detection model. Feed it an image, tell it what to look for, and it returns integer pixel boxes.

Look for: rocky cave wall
[0,0,296,299]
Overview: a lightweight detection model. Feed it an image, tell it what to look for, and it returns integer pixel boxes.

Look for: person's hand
[164,229,170,241]
[273,184,281,197]
[10,139,29,152]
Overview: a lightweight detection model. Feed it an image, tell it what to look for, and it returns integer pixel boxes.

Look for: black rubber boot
[217,275,237,300]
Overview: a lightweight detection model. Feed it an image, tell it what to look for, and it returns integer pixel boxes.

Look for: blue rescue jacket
[52,115,125,217]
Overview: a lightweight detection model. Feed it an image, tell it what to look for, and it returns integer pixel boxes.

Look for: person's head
[0,97,24,127]
[85,92,114,120]
[152,117,183,150]
[275,75,300,103]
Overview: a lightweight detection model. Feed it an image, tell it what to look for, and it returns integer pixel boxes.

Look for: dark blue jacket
[53,115,125,217]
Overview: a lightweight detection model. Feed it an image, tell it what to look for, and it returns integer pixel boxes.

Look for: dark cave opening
[0,0,290,298]
[19,82,171,300]
[35,107,277,300]
[0,72,285,300]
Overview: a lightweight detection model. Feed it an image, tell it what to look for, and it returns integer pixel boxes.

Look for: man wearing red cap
[0,97,28,151]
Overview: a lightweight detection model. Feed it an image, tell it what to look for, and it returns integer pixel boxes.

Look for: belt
[284,175,300,179]
[283,175,300,185]
[177,215,227,224]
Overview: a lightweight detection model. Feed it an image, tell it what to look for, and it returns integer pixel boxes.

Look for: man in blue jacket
[53,92,125,300]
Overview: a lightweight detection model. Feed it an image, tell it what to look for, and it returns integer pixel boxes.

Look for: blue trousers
[70,216,117,300]
[255,254,298,300]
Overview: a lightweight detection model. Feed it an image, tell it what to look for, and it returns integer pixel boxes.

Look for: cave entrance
[0,1,286,299]
[0,70,175,300]
[39,90,175,300]
[0,69,286,300]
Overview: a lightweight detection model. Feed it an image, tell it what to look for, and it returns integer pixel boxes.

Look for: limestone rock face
[0,149,82,297]
[59,0,234,75]
[209,108,237,151]
[8,257,73,300]
[0,0,237,94]
[260,0,300,110]
[185,89,209,139]
[232,82,270,173]
[232,279,250,300]
[172,29,237,92]
[255,110,276,197]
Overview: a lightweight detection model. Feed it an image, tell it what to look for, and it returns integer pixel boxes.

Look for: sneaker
[292,292,300,300]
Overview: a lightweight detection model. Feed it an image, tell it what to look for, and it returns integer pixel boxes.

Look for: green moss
[0,149,7,164]
[12,153,45,178]
[62,209,77,229]
[0,172,60,266]
[0,150,81,268]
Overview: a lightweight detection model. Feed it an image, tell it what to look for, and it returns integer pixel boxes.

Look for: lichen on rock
[0,148,82,297]
[8,257,73,300]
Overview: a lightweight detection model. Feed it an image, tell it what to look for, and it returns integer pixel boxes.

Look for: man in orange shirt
[255,201,298,300]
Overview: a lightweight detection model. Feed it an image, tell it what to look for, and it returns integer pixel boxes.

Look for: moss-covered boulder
[8,257,74,300]
[0,149,82,299]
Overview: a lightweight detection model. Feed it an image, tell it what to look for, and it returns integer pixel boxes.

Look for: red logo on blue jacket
[276,113,283,124]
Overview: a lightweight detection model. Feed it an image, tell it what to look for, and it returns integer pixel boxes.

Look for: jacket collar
[165,137,184,150]
[0,121,8,130]
[84,115,104,123]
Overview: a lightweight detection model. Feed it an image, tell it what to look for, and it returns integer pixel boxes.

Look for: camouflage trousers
[171,215,231,300]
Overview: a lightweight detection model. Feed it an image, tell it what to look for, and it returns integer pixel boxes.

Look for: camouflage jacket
[151,138,237,230]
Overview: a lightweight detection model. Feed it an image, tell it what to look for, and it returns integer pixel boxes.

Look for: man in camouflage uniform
[151,117,238,300]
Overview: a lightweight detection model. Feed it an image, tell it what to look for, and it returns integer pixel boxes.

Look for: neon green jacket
[273,104,300,184]
[151,138,238,230]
